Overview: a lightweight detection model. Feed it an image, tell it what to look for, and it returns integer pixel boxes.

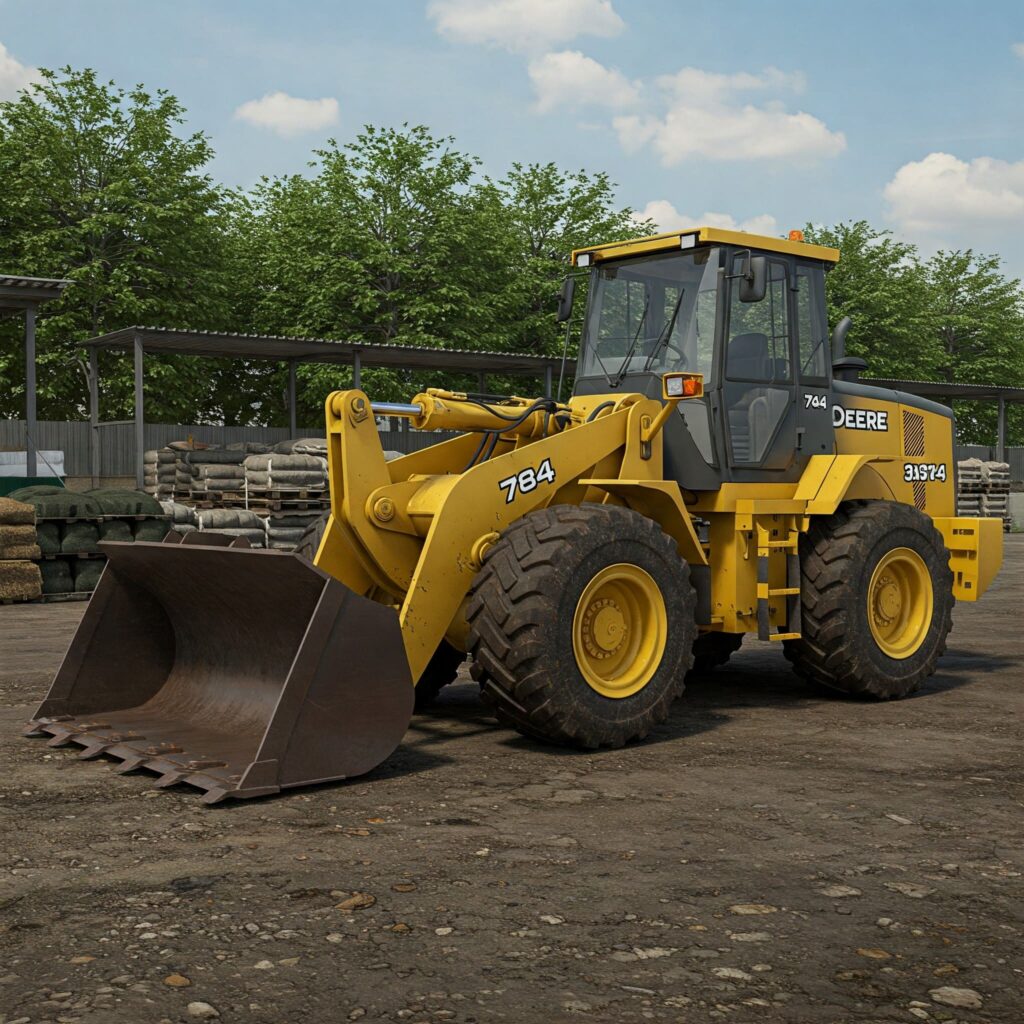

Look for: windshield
[578,247,720,384]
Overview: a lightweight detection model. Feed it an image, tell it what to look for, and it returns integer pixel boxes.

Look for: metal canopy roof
[0,274,71,316]
[82,326,564,375]
[864,377,1024,402]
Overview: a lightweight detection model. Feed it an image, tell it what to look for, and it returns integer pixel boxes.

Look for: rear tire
[690,631,743,675]
[467,504,697,748]
[784,501,954,699]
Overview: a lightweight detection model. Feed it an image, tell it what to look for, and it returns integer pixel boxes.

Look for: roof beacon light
[788,229,805,242]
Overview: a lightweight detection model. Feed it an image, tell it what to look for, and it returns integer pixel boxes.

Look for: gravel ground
[0,536,1021,1024]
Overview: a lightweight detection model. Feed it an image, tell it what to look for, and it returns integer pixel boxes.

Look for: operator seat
[726,333,770,462]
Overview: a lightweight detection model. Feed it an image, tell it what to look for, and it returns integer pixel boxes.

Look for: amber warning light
[788,229,805,242]
[662,372,704,400]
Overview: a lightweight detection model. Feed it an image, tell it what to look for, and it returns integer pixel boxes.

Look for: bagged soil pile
[133,519,170,542]
[197,507,266,547]
[0,497,36,526]
[183,450,247,466]
[98,519,133,543]
[226,441,272,454]
[0,560,42,601]
[244,454,328,490]
[74,559,105,593]
[36,522,60,555]
[265,512,322,551]
[0,524,41,560]
[189,463,246,493]
[61,521,100,554]
[9,487,102,520]
[170,523,198,537]
[159,501,198,527]
[197,508,265,531]
[143,449,177,496]
[39,558,73,595]
[87,489,163,517]
[274,437,328,457]
[167,440,211,452]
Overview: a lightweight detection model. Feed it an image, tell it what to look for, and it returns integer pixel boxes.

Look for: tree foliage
[0,67,236,421]
[0,67,1022,447]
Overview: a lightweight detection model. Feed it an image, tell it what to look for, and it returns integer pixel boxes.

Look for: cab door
[721,254,799,474]
[793,262,835,460]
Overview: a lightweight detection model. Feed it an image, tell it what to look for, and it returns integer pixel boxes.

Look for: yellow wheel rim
[572,563,667,698]
[867,547,933,659]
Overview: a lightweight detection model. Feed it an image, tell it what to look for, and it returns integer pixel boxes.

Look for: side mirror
[556,276,576,323]
[738,254,767,303]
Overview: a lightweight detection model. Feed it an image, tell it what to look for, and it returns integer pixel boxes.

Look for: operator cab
[569,227,840,489]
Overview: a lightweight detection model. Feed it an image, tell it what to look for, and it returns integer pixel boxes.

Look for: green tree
[240,125,512,417]
[492,162,648,358]
[922,249,1024,444]
[0,67,235,422]
[803,220,938,380]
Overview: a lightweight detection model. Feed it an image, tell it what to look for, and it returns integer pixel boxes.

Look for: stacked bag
[160,500,199,536]
[265,513,319,551]
[957,459,1012,530]
[194,508,267,547]
[274,437,328,458]
[243,453,328,491]
[0,497,42,601]
[143,449,177,497]
[184,450,248,496]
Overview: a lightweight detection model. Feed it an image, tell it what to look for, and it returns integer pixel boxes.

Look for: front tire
[467,504,697,748]
[784,501,954,699]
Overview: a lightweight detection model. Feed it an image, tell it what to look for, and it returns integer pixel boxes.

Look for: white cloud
[883,152,1024,234]
[234,92,339,137]
[0,42,41,100]
[427,0,623,53]
[1012,42,1024,58]
[528,50,640,112]
[634,199,777,236]
[613,65,844,164]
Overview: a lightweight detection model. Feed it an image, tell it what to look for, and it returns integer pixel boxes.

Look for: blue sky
[2,0,1024,274]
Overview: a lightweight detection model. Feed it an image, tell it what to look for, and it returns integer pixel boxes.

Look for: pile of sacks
[265,513,320,551]
[194,508,267,547]
[143,449,178,496]
[243,453,328,491]
[184,450,248,496]
[0,497,42,601]
[957,459,1011,529]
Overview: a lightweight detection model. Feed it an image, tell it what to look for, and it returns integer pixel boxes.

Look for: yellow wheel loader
[26,226,1003,802]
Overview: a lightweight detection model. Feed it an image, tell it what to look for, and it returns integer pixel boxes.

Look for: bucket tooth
[24,541,414,802]
[115,756,149,774]
[154,770,189,789]
[23,715,71,738]
[144,743,183,756]
[78,741,113,760]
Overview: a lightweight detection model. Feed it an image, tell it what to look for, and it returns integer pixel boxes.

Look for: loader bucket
[24,535,413,803]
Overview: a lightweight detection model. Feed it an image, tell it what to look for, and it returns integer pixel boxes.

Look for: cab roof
[571,226,840,267]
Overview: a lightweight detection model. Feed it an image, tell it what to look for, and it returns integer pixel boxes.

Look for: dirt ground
[1,539,1022,1024]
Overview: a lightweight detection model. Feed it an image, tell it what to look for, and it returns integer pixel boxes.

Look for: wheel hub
[572,564,668,699]
[581,600,628,657]
[867,548,933,660]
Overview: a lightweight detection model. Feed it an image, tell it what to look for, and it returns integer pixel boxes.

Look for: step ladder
[755,516,802,642]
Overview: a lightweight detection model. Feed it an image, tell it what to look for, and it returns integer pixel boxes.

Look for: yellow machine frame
[317,381,1002,685]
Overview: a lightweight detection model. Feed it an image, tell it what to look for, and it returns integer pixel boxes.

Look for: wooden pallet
[36,551,106,561]
[2,591,93,605]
